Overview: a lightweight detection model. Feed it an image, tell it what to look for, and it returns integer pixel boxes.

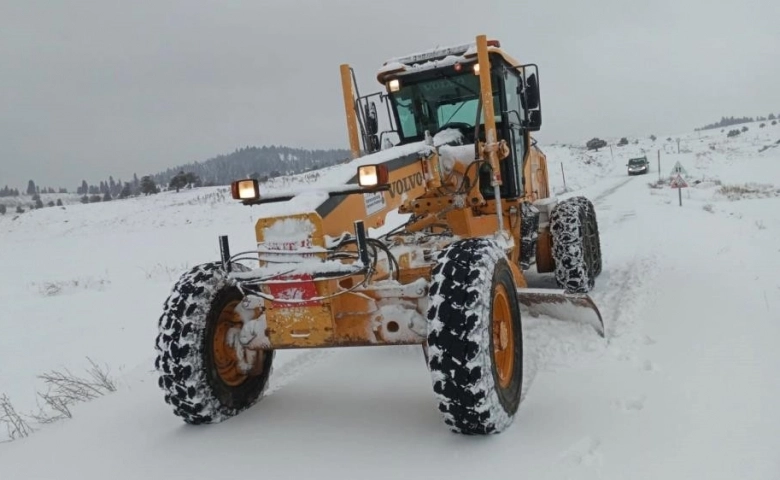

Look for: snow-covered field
[1,122,779,479]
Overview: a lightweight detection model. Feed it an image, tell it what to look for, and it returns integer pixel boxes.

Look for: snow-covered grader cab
[154,35,604,434]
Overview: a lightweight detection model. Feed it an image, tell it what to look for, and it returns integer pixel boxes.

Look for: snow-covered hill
[1,121,779,479]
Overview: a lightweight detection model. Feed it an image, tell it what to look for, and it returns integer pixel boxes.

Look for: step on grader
[154,34,605,435]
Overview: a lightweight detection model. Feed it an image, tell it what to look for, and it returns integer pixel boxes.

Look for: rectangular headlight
[358,165,389,187]
[388,79,400,92]
[231,179,260,200]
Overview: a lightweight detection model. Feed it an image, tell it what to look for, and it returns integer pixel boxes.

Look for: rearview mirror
[525,73,540,110]
[520,64,542,131]
[527,110,542,131]
[366,101,378,135]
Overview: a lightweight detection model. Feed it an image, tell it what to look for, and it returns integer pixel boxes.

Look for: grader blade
[517,288,605,337]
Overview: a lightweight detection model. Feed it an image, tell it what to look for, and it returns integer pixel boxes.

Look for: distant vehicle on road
[626,156,649,175]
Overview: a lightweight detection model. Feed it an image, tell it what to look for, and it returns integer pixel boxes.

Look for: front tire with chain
[155,262,274,425]
[426,238,524,435]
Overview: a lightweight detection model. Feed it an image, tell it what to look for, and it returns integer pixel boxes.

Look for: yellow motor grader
[155,35,604,435]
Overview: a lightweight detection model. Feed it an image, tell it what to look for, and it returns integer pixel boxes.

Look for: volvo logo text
[388,172,425,199]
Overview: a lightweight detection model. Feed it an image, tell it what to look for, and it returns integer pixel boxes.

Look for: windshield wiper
[440,100,470,126]
[434,73,481,129]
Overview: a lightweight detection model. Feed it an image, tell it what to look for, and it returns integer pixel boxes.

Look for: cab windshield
[389,72,501,143]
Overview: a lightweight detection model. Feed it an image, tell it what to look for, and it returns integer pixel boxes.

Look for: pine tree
[119,182,132,199]
[27,180,37,195]
[169,171,188,192]
[140,176,158,195]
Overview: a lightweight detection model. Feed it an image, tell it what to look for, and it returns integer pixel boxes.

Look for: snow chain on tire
[550,196,602,293]
[155,262,274,424]
[520,201,540,270]
[426,238,524,434]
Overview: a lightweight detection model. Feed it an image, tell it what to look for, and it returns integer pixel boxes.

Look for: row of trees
[1,182,67,197]
[1,171,198,212]
[79,174,164,202]
[69,145,349,200]
[725,120,779,138]
[0,186,21,197]
[0,197,64,215]
[696,113,779,131]
[2,173,165,201]
[586,134,662,151]
[149,145,349,187]
[5,145,351,207]
[75,174,141,198]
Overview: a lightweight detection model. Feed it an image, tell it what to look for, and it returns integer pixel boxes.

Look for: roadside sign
[670,173,688,206]
[669,161,688,177]
[670,174,688,189]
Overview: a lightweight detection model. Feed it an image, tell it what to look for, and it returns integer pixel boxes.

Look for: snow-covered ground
[1,121,779,479]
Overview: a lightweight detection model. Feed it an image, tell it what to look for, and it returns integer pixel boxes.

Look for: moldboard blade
[517,288,605,337]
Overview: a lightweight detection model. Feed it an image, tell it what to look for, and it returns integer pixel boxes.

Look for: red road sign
[670,174,688,188]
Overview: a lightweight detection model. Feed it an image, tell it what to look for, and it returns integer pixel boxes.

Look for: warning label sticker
[363,191,386,216]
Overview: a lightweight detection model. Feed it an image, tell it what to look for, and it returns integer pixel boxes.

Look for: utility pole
[677,138,680,154]
[560,163,567,191]
[657,150,661,181]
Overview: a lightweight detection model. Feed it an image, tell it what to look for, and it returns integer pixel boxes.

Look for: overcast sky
[2,0,779,190]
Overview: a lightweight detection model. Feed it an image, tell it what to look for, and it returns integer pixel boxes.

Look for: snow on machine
[154,35,605,434]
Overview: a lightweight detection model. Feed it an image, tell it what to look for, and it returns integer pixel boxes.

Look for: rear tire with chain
[576,196,602,277]
[550,196,602,293]
[426,238,524,435]
[155,262,274,425]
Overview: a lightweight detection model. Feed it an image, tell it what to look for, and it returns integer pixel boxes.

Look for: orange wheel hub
[212,300,260,387]
[492,283,515,388]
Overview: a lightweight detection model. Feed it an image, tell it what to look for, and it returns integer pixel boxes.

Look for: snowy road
[2,128,780,479]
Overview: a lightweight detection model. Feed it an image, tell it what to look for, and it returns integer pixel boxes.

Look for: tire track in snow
[520,173,659,378]
[585,173,663,355]
[594,253,658,338]
[559,436,604,471]
[592,176,636,205]
[264,349,338,395]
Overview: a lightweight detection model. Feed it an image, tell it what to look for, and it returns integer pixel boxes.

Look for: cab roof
[375,39,522,84]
